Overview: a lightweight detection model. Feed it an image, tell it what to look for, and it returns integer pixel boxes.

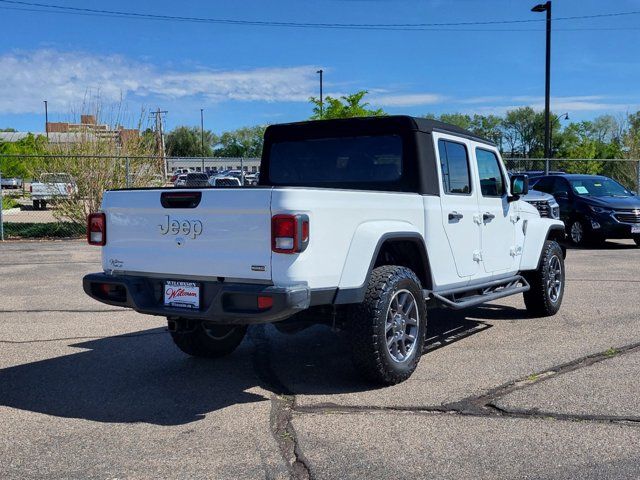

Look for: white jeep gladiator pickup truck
[83,116,566,385]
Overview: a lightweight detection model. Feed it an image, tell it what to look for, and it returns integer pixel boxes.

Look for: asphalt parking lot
[0,240,638,479]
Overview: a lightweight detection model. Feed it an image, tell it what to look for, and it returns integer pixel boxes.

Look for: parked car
[83,116,565,385]
[520,187,560,219]
[174,174,188,187]
[244,172,259,186]
[532,174,640,246]
[185,172,209,188]
[0,177,22,189]
[30,173,77,210]
[169,168,194,183]
[524,170,565,180]
[209,176,242,187]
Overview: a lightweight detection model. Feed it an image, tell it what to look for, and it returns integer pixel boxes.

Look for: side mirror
[509,174,529,202]
[555,191,569,200]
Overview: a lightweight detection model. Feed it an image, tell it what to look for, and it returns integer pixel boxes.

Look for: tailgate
[101,188,273,281]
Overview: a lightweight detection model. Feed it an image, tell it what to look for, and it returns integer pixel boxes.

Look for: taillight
[271,214,309,254]
[87,212,106,246]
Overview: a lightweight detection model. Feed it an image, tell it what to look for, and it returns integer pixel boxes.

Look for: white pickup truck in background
[30,173,77,210]
[84,116,566,384]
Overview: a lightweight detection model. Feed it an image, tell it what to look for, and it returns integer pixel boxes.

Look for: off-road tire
[523,240,565,317]
[169,321,247,358]
[349,265,427,385]
[634,236,640,247]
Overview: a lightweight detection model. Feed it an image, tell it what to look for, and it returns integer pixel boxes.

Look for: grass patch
[3,222,85,239]
[1,196,19,210]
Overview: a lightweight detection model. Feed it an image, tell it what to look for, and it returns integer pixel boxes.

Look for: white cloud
[0,49,319,114]
[1,49,636,118]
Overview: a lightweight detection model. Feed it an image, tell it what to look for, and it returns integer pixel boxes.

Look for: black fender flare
[333,232,432,305]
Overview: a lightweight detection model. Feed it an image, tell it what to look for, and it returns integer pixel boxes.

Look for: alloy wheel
[385,289,419,363]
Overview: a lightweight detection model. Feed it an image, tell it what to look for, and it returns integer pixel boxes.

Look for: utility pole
[531,1,552,174]
[316,69,323,118]
[44,100,49,140]
[200,108,205,173]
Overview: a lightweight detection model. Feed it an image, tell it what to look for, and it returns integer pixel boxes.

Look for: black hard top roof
[264,115,495,146]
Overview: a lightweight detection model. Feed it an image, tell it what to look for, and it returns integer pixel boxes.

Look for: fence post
[125,157,131,188]
[0,170,4,241]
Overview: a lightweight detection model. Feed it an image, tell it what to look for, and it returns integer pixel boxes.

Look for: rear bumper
[82,272,310,324]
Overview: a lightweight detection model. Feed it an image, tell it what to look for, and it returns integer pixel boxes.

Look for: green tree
[470,114,503,146]
[423,113,502,146]
[310,91,385,120]
[165,126,216,157]
[439,113,472,130]
[214,126,267,157]
[0,133,48,177]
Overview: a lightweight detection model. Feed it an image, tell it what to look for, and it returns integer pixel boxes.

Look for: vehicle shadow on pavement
[568,240,638,250]
[0,328,270,426]
[0,304,521,425]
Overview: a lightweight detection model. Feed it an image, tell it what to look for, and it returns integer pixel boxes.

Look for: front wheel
[634,236,640,247]
[568,219,587,246]
[169,320,247,358]
[523,240,565,317]
[348,265,427,385]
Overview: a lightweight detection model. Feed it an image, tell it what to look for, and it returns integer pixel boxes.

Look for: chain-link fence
[1,154,639,240]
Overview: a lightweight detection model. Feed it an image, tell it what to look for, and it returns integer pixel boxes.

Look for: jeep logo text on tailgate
[158,215,203,239]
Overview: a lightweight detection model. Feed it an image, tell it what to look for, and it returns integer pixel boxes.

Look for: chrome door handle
[448,211,464,221]
[483,212,496,222]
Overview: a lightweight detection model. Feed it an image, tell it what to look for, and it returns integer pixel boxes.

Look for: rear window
[268,135,402,186]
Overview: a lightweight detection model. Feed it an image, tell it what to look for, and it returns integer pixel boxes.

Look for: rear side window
[268,135,402,186]
[475,148,505,197]
[438,139,471,195]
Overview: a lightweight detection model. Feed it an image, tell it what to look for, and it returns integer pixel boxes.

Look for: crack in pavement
[248,325,312,480]
[293,341,640,428]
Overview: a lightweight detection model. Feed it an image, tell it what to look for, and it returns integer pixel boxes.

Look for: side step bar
[427,275,530,310]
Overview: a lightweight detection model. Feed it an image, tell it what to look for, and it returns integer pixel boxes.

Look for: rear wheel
[349,265,427,385]
[169,320,247,358]
[523,240,565,317]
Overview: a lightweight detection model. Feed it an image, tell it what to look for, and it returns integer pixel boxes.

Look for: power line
[0,0,638,31]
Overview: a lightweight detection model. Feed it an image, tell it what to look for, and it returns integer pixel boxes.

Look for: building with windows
[166,157,261,174]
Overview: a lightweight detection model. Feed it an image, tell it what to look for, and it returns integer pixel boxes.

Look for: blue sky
[0,0,639,133]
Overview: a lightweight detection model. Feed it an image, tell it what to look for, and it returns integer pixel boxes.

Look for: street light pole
[532,1,552,174]
[44,100,49,140]
[550,112,569,158]
[200,108,205,173]
[316,69,323,118]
